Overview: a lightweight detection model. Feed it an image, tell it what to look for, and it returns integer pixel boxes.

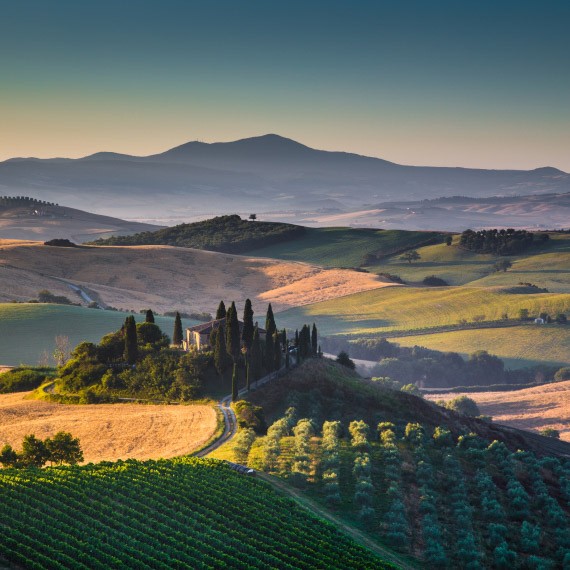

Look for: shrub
[422,275,448,286]
[445,396,480,417]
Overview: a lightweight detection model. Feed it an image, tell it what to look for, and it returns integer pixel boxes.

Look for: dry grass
[426,381,570,442]
[0,240,391,313]
[0,392,218,463]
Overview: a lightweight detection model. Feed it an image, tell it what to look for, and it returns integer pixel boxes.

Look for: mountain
[1,134,568,224]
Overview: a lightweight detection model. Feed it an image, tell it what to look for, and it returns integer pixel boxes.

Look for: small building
[183,318,266,351]
[534,318,545,325]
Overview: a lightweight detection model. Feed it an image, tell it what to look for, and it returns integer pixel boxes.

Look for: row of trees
[459,228,548,255]
[0,432,83,468]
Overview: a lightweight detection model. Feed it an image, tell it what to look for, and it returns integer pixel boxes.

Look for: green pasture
[0,304,197,366]
[369,233,570,292]
[390,325,570,369]
[276,286,570,337]
[245,227,443,268]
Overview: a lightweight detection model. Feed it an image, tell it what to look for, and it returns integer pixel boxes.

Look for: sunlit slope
[0,304,195,366]
[277,286,570,337]
[245,227,443,268]
[369,233,570,291]
[391,326,570,369]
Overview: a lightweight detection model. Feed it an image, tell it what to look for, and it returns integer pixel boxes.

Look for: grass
[245,227,443,268]
[390,325,570,369]
[368,233,570,292]
[277,286,570,337]
[0,303,198,366]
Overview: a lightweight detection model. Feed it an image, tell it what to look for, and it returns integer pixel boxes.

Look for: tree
[145,309,155,323]
[231,363,239,402]
[45,432,83,465]
[0,444,19,468]
[172,312,183,346]
[445,235,452,246]
[53,335,71,367]
[399,250,421,264]
[246,362,251,392]
[215,300,226,320]
[265,304,276,337]
[250,326,262,382]
[336,351,355,370]
[124,316,138,365]
[445,395,480,417]
[249,214,257,221]
[226,302,241,362]
[539,428,560,439]
[214,324,227,375]
[494,259,512,272]
[311,323,318,355]
[242,299,254,350]
[21,434,49,468]
[273,333,282,370]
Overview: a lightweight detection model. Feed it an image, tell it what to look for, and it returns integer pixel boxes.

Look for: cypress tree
[232,363,239,402]
[273,332,282,370]
[285,349,290,369]
[295,329,299,347]
[215,300,226,320]
[145,309,155,323]
[265,330,274,372]
[246,362,251,392]
[311,323,318,354]
[242,298,254,350]
[214,324,227,374]
[172,312,183,346]
[226,302,241,362]
[251,325,262,382]
[265,303,276,337]
[124,315,138,365]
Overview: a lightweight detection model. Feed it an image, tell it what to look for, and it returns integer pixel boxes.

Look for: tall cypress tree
[215,300,226,320]
[214,324,227,375]
[246,362,251,392]
[251,325,262,382]
[265,303,276,337]
[145,309,155,323]
[226,302,240,362]
[124,315,138,365]
[172,312,183,346]
[273,332,281,370]
[231,363,239,402]
[311,323,318,354]
[242,298,254,350]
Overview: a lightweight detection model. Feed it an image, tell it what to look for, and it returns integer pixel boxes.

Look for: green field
[0,304,197,366]
[277,286,570,337]
[0,456,390,569]
[369,233,570,292]
[390,325,570,369]
[245,227,443,268]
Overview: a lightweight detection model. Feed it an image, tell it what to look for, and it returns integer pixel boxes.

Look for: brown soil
[0,392,217,463]
[0,240,392,313]
[426,381,570,442]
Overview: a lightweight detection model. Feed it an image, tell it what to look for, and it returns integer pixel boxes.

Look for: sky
[1,0,569,170]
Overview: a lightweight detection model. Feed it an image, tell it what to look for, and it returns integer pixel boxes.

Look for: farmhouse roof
[187,317,266,335]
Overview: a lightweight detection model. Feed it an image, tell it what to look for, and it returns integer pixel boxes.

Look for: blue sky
[1,0,569,169]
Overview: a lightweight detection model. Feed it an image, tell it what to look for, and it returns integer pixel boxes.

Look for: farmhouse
[183,318,266,351]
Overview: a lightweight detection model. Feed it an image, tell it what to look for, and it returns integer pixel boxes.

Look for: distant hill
[1,134,568,224]
[89,214,306,253]
[0,196,162,242]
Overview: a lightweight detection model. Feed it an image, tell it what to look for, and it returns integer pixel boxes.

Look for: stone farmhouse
[183,317,267,351]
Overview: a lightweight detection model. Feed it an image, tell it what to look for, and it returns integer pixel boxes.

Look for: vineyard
[0,456,393,570]
[232,414,570,568]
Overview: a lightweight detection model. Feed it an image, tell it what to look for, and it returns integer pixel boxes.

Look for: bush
[422,275,449,286]
[445,395,480,417]
[0,367,55,393]
[233,401,267,434]
[554,367,570,382]
[539,428,560,439]
[335,351,355,370]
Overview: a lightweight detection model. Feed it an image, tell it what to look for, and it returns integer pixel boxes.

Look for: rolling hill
[1,134,568,226]
[0,196,161,243]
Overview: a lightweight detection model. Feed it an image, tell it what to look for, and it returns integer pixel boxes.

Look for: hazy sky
[1,0,569,170]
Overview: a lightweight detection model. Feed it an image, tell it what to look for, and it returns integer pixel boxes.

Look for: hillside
[0,391,217,462]
[211,359,570,568]
[89,214,306,253]
[1,134,568,226]
[0,239,389,315]
[0,196,161,243]
[0,456,392,569]
[426,380,570,442]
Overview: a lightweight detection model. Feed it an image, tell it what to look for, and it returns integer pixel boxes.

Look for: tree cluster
[0,432,83,468]
[89,215,306,253]
[459,228,548,255]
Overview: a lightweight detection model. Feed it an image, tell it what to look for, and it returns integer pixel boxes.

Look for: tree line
[459,228,549,255]
[0,432,83,468]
